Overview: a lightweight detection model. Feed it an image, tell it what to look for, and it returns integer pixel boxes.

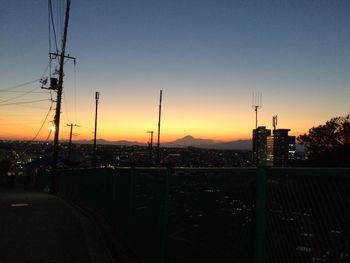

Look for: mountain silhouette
[163,135,218,147]
[66,135,304,151]
[162,135,252,150]
[72,136,253,150]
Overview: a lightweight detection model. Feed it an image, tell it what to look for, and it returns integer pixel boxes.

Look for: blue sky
[1,0,350,141]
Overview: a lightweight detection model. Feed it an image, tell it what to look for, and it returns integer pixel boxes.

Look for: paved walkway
[0,188,114,263]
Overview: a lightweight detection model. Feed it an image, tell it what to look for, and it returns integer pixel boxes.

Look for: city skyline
[1,1,350,142]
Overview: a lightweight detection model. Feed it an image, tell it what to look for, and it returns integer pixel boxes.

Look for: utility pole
[156,90,162,166]
[93,91,99,166]
[146,130,154,163]
[51,0,72,193]
[67,123,79,162]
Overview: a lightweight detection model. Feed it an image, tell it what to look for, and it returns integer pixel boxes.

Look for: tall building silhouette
[252,126,271,166]
[266,135,274,166]
[272,129,295,167]
[253,127,295,167]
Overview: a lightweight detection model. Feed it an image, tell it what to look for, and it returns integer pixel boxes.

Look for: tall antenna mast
[251,92,262,129]
[156,90,162,166]
[52,0,72,193]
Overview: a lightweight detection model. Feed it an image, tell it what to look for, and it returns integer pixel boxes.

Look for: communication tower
[252,92,262,129]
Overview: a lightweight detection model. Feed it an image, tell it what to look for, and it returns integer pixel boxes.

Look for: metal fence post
[111,168,117,229]
[255,166,267,263]
[159,167,170,263]
[128,168,135,244]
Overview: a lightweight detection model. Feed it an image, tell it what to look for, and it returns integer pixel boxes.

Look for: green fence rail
[37,167,350,263]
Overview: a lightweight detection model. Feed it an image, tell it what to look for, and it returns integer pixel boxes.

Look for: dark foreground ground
[0,187,122,263]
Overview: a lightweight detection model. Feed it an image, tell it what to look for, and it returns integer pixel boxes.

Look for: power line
[78,125,93,131]
[61,0,65,39]
[0,99,51,107]
[46,129,53,141]
[7,104,50,110]
[0,90,47,94]
[48,0,59,52]
[63,89,70,124]
[31,101,54,141]
[0,79,40,92]
[48,0,51,53]
[0,72,49,104]
[0,61,50,94]
[0,86,44,103]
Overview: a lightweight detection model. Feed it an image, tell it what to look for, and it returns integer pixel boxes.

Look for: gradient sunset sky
[1,0,349,142]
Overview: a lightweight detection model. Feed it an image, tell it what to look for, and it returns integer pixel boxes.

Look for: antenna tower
[252,92,262,129]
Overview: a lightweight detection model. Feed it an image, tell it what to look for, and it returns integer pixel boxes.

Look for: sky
[1,0,350,142]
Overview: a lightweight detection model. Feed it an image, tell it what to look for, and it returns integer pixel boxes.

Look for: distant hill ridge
[163,135,251,150]
[71,135,305,151]
[72,135,252,150]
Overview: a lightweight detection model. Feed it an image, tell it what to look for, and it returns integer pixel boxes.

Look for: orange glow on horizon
[0,100,320,143]
[1,86,345,143]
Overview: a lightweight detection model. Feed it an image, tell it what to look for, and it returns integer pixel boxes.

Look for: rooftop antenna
[252,92,262,129]
[272,115,278,131]
[156,90,162,166]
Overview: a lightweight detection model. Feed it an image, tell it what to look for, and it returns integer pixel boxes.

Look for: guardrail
[37,167,350,263]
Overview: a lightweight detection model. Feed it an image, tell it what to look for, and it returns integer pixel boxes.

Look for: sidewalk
[0,188,114,263]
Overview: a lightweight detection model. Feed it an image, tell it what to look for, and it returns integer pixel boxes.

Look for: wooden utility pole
[93,91,99,166]
[67,123,79,162]
[146,130,154,163]
[51,0,72,193]
[156,90,162,166]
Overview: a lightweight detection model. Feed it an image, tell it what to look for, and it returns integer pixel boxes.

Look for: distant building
[266,135,274,167]
[288,136,296,163]
[273,129,295,167]
[252,126,271,166]
[252,127,295,167]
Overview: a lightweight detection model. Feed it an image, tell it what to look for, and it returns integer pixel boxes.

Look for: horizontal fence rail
[37,167,350,263]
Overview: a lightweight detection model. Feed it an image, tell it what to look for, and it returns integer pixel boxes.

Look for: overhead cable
[0,99,51,107]
[48,0,59,52]
[0,86,44,103]
[31,101,54,141]
[0,90,47,94]
[0,79,40,92]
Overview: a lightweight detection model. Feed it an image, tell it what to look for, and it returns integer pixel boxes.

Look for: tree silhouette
[297,114,350,166]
